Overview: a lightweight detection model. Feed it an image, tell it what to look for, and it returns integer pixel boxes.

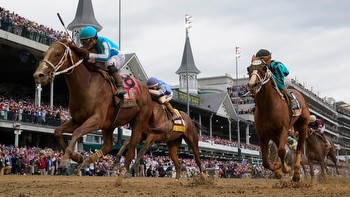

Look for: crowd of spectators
[0,144,268,179]
[199,134,260,151]
[0,96,71,126]
[0,7,69,46]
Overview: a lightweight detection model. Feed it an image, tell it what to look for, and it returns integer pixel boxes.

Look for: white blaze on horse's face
[248,70,259,94]
[33,47,57,85]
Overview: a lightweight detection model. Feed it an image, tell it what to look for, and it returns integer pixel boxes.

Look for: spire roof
[176,36,201,75]
[67,0,102,31]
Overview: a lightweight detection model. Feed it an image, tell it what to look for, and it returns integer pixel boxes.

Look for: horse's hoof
[292,175,300,182]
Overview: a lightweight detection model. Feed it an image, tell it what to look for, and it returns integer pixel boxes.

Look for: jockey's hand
[81,49,90,60]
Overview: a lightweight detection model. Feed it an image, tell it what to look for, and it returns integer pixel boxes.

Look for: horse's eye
[56,52,62,57]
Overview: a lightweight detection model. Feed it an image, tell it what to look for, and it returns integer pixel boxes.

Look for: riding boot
[281,88,298,110]
[107,66,126,97]
[164,102,181,121]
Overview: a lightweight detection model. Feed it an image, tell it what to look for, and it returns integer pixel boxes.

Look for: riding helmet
[309,115,316,123]
[256,49,271,57]
[80,26,97,40]
[147,77,159,88]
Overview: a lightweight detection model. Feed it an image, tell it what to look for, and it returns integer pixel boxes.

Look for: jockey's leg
[107,66,126,96]
[164,101,181,120]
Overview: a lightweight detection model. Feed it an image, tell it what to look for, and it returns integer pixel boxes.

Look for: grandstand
[0,5,349,164]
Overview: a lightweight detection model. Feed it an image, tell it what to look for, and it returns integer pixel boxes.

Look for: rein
[249,66,273,94]
[42,42,83,77]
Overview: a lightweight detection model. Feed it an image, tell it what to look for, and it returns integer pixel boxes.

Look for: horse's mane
[57,39,99,72]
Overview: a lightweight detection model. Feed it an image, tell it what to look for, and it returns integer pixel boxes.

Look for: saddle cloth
[290,92,301,116]
[172,109,186,132]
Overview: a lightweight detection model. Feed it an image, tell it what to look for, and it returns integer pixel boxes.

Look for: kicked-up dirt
[0,172,349,197]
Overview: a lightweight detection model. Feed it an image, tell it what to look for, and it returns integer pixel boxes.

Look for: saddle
[96,68,138,108]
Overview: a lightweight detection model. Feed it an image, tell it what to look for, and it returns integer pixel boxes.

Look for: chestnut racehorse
[33,39,153,170]
[115,101,204,183]
[247,55,310,182]
[305,129,339,179]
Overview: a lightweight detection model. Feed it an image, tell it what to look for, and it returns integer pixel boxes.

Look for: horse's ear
[251,55,256,61]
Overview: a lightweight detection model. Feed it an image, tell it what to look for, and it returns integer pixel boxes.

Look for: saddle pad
[290,92,302,116]
[121,74,139,108]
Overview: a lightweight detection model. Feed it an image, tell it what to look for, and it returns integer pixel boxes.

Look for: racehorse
[247,55,310,182]
[115,100,205,183]
[304,129,339,179]
[33,39,153,169]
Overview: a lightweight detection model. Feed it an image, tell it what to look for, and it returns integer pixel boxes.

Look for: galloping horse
[247,55,310,182]
[304,129,339,179]
[116,101,204,182]
[33,39,153,169]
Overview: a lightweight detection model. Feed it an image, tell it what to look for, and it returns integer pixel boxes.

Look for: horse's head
[246,55,272,95]
[33,39,83,85]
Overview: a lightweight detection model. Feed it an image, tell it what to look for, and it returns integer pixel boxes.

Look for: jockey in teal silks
[79,26,125,96]
[255,49,298,110]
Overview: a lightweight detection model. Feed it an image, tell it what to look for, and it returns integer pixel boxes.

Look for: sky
[2,0,350,103]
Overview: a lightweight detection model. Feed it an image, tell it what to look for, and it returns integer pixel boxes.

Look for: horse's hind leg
[77,128,115,175]
[329,151,340,175]
[167,138,182,180]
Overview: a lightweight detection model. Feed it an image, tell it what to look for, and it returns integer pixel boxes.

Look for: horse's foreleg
[77,128,115,176]
[261,139,278,171]
[54,120,79,151]
[129,135,155,175]
[167,138,182,180]
[62,117,100,164]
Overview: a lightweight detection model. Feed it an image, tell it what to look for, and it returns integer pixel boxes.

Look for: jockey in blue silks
[79,26,125,96]
[255,49,298,109]
[147,77,180,121]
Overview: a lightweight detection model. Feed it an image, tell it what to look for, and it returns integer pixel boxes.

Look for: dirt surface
[1,172,350,197]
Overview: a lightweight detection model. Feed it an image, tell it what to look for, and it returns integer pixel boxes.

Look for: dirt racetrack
[1,172,350,197]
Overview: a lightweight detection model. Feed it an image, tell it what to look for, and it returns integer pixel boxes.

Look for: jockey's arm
[88,42,110,62]
[148,89,160,96]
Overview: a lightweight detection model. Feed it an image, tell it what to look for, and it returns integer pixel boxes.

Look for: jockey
[255,49,298,110]
[308,115,330,148]
[79,26,125,97]
[146,77,181,121]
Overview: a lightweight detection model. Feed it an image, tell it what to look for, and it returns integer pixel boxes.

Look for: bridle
[247,59,272,94]
[42,41,83,77]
